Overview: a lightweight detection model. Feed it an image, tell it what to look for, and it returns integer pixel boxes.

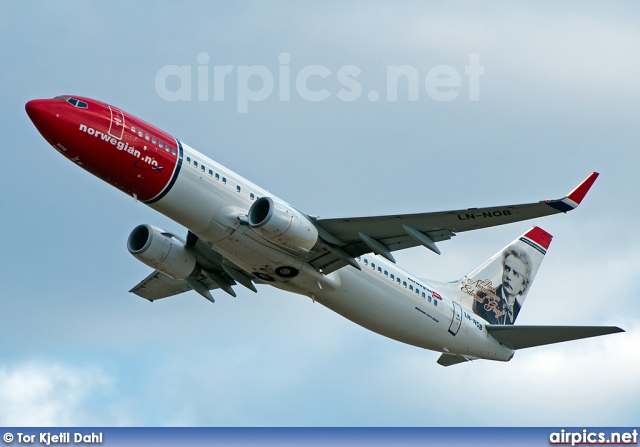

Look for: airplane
[25,95,623,366]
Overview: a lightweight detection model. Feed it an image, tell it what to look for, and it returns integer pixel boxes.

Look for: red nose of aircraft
[25,99,60,139]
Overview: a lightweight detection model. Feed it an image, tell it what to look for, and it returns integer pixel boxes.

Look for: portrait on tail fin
[471,246,532,324]
[459,227,550,325]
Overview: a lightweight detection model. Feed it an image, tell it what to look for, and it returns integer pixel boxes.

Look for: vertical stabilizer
[457,227,552,325]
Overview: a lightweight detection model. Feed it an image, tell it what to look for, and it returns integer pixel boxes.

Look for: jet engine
[247,197,319,253]
[127,224,197,279]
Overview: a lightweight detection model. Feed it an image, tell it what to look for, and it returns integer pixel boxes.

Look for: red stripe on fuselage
[26,96,179,202]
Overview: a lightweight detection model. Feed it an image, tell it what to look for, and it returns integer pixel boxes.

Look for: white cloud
[0,361,129,426]
[372,5,640,100]
[491,323,640,426]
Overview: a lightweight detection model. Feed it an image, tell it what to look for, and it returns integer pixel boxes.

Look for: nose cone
[26,99,59,137]
[26,99,55,128]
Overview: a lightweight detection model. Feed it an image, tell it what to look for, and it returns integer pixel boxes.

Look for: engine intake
[247,197,318,253]
[127,224,197,279]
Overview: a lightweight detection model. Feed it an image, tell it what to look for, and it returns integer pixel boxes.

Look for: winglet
[546,172,599,213]
[566,172,599,205]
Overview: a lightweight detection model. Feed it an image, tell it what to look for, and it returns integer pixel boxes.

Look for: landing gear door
[108,106,125,140]
[448,302,463,336]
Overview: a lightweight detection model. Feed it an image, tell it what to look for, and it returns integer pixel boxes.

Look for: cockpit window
[53,96,87,108]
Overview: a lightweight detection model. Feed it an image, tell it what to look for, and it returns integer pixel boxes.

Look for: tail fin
[458,226,552,325]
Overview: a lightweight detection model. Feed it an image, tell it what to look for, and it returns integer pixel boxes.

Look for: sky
[1,0,639,427]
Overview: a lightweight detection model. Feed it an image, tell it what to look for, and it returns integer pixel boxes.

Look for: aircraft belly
[315,268,447,352]
[315,268,513,360]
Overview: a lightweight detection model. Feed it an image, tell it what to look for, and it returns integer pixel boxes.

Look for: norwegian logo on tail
[457,227,552,325]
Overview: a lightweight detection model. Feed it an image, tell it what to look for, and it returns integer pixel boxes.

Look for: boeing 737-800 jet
[25,95,623,366]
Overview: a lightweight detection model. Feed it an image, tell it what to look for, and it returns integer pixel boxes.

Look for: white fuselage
[148,141,513,362]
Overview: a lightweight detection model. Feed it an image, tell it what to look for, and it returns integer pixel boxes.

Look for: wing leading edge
[309,172,599,274]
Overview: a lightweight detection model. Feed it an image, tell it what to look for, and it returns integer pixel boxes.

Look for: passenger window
[152,137,157,144]
[237,185,241,192]
[194,161,198,167]
[222,177,226,184]
[201,165,205,172]
[166,145,171,151]
[145,134,150,141]
[403,281,407,288]
[377,267,382,273]
[131,126,136,133]
[428,296,432,303]
[434,300,438,307]
[410,285,413,291]
[186,157,191,163]
[384,270,388,277]
[416,289,419,295]
[371,263,375,269]
[396,278,400,284]
[138,130,143,137]
[422,292,426,298]
[250,193,255,200]
[364,259,368,265]
[172,149,176,155]
[159,141,163,148]
[215,173,220,180]
[390,274,395,280]
[208,169,213,176]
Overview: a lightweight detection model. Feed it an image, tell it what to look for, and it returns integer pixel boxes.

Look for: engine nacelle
[127,224,197,279]
[247,197,319,253]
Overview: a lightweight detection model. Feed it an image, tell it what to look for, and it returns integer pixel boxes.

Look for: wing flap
[486,325,624,350]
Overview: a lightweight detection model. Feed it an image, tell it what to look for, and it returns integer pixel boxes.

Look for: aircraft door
[108,106,125,140]
[448,302,463,336]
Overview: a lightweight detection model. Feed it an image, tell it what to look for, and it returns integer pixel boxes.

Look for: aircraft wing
[130,270,217,301]
[130,231,238,302]
[309,172,599,274]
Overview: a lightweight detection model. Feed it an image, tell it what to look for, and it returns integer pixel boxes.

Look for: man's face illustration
[502,254,526,297]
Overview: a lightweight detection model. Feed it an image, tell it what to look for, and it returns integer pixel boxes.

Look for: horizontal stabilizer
[486,325,624,350]
[437,353,470,367]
